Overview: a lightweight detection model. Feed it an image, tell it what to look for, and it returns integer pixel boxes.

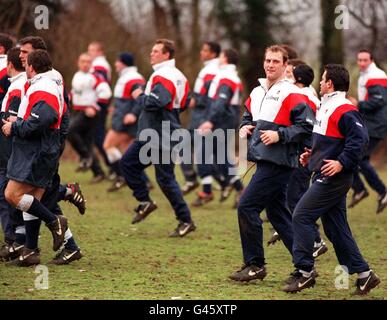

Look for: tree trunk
[320,0,344,70]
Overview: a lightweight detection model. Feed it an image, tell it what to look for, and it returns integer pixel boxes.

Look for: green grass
[0,161,386,300]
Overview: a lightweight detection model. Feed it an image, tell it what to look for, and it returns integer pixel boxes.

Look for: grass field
[0,160,386,300]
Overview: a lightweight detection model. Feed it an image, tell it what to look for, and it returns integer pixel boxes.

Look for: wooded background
[1,0,386,164]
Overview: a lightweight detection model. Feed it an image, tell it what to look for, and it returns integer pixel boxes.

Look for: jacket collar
[258,77,290,91]
[10,72,26,83]
[219,64,236,72]
[361,62,377,75]
[29,70,52,85]
[120,66,138,76]
[321,91,346,104]
[152,59,175,71]
[204,58,219,67]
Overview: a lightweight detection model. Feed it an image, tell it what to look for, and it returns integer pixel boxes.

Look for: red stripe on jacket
[0,68,7,94]
[200,74,216,95]
[180,81,190,110]
[244,97,251,113]
[326,104,357,138]
[215,78,239,99]
[151,75,176,111]
[25,91,61,129]
[122,79,146,99]
[274,93,309,126]
[5,89,21,112]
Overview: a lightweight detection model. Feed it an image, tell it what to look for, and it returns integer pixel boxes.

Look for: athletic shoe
[66,183,86,215]
[90,174,106,184]
[49,248,83,265]
[229,265,267,282]
[169,221,196,237]
[220,184,234,202]
[46,216,68,251]
[107,176,126,193]
[181,180,199,195]
[376,192,387,214]
[348,189,369,208]
[267,232,281,246]
[283,270,316,293]
[192,192,214,207]
[284,268,319,285]
[107,170,117,181]
[353,271,381,295]
[132,201,158,224]
[0,242,24,262]
[75,158,93,172]
[6,248,40,267]
[313,241,328,258]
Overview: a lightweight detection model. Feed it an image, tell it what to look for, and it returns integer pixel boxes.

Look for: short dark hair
[223,48,239,65]
[27,49,52,74]
[265,45,289,63]
[204,41,221,57]
[155,38,175,59]
[293,64,314,87]
[19,36,47,51]
[279,44,298,60]
[357,49,373,61]
[288,59,306,68]
[324,64,350,92]
[0,33,14,54]
[7,47,24,72]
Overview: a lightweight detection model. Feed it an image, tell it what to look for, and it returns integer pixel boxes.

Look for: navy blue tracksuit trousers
[237,161,294,267]
[293,172,370,274]
[121,140,192,223]
[287,166,321,243]
[352,137,386,196]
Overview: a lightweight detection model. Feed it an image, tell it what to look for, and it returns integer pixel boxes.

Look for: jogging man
[348,50,387,213]
[229,45,314,282]
[284,64,380,295]
[120,39,196,237]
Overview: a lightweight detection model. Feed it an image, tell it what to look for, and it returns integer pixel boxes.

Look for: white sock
[300,269,313,278]
[22,211,39,221]
[358,270,371,279]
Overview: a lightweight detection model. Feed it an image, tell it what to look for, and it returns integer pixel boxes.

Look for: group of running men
[0,33,385,295]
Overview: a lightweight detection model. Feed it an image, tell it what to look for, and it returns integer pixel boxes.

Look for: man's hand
[123,114,137,125]
[300,148,312,167]
[132,88,144,100]
[239,125,255,139]
[198,121,213,135]
[321,159,343,177]
[7,116,17,123]
[2,119,12,137]
[260,130,279,145]
[189,98,196,109]
[85,107,97,118]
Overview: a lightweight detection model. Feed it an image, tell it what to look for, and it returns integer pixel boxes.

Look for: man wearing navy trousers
[229,45,315,282]
[284,64,380,295]
[120,39,196,238]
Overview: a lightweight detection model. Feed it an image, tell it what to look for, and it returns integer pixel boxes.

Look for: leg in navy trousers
[237,161,294,267]
[121,140,192,223]
[352,137,386,196]
[293,173,370,274]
